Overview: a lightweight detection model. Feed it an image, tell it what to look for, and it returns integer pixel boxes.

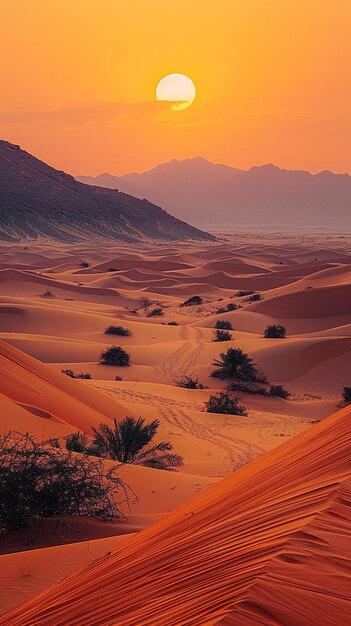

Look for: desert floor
[1,230,351,615]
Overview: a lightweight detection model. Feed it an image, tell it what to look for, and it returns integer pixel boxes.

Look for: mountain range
[0,142,213,243]
[78,157,351,229]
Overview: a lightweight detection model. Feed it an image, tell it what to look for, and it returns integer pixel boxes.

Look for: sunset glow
[0,0,350,175]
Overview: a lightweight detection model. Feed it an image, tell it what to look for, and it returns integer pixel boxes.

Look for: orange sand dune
[0,340,133,430]
[2,405,349,626]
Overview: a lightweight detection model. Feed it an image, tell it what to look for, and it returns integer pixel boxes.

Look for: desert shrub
[226,302,238,312]
[247,293,262,302]
[215,307,227,314]
[108,267,118,272]
[115,375,123,381]
[213,329,232,342]
[236,290,254,297]
[64,432,90,453]
[167,321,178,326]
[264,324,286,339]
[147,307,163,317]
[270,385,290,399]
[229,380,269,396]
[138,297,152,310]
[80,261,90,268]
[211,347,258,382]
[92,417,183,471]
[42,290,55,298]
[180,295,203,307]
[105,325,131,336]
[0,432,126,534]
[61,369,91,379]
[61,369,76,378]
[100,346,130,366]
[342,387,351,403]
[215,320,233,330]
[205,392,247,416]
[177,375,205,389]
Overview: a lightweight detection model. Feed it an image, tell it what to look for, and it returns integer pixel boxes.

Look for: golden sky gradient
[1,0,350,174]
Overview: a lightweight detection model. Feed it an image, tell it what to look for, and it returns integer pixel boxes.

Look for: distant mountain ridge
[78,157,351,228]
[0,142,214,243]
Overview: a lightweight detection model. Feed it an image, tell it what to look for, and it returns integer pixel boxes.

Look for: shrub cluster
[180,295,203,307]
[0,432,125,534]
[100,346,130,366]
[264,324,286,339]
[205,392,247,416]
[177,375,205,389]
[105,325,131,336]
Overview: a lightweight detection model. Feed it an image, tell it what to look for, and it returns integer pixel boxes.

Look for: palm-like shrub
[64,432,90,453]
[100,346,130,366]
[92,417,183,471]
[211,347,257,381]
[264,324,286,339]
[205,392,247,416]
[105,325,131,336]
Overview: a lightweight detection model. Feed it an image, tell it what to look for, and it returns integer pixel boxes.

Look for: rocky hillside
[0,142,214,243]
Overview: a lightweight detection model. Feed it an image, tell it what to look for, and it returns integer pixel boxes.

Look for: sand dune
[1,234,351,624]
[0,340,133,430]
[2,404,349,626]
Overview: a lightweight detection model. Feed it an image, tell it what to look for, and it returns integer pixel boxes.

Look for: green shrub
[0,432,126,533]
[264,324,286,339]
[180,295,203,307]
[213,329,232,342]
[270,385,290,399]
[177,375,205,389]
[211,348,258,381]
[147,307,163,317]
[215,320,233,330]
[92,417,183,471]
[205,392,247,416]
[105,325,131,336]
[100,346,130,366]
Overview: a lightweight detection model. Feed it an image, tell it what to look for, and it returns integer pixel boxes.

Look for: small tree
[105,325,131,336]
[100,346,130,366]
[138,297,152,310]
[177,375,205,389]
[211,348,258,381]
[270,385,290,399]
[213,329,232,342]
[264,324,286,339]
[92,417,183,471]
[342,387,351,403]
[0,432,127,533]
[205,392,247,416]
[215,320,233,330]
[180,295,203,307]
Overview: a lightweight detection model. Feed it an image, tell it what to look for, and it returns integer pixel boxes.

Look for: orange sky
[1,0,350,175]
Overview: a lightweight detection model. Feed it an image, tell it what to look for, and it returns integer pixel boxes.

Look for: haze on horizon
[1,0,350,176]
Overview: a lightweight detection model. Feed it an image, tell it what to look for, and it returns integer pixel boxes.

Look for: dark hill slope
[0,141,214,243]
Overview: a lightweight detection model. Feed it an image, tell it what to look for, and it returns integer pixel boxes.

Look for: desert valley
[1,1,351,623]
[0,225,350,623]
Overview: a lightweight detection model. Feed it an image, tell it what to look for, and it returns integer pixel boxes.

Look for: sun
[156,74,196,111]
